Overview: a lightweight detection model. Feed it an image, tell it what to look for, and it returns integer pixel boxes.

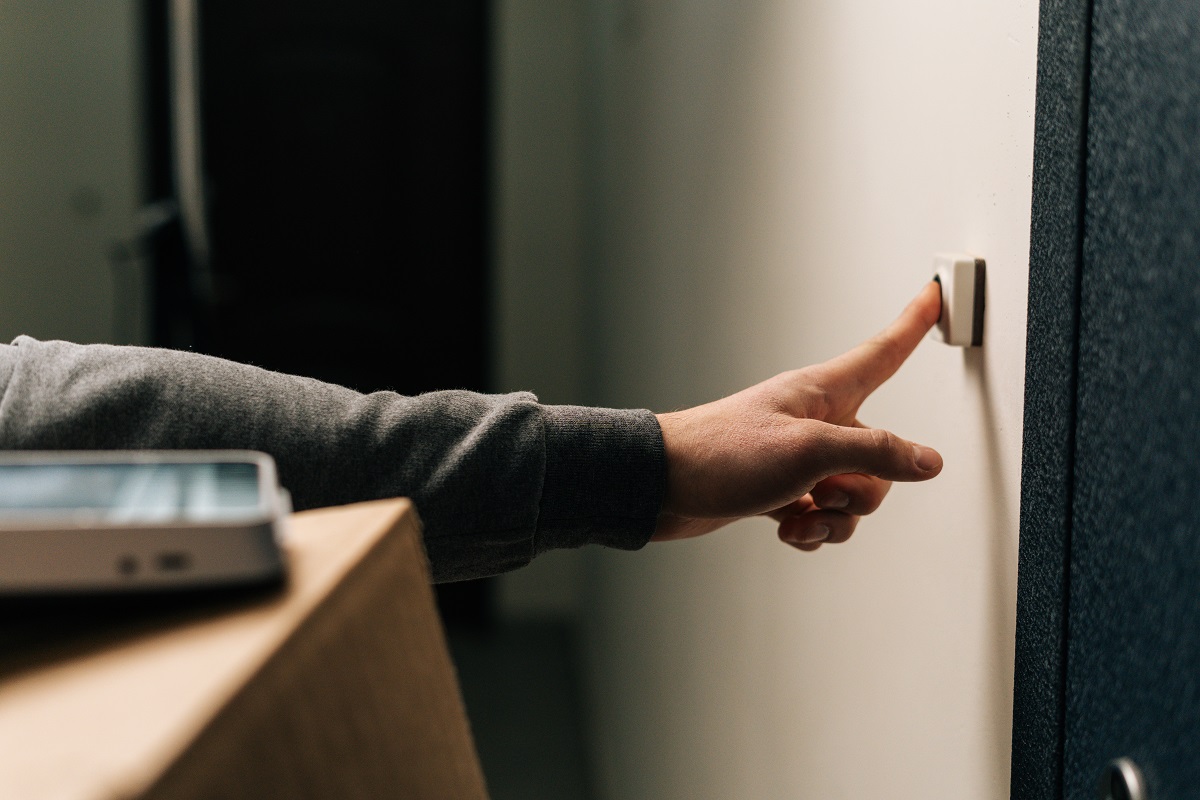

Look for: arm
[0,337,666,582]
[0,283,942,579]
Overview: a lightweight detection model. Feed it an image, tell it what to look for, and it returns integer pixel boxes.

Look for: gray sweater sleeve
[0,336,667,582]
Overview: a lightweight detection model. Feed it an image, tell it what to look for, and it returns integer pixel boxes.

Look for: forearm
[0,337,666,581]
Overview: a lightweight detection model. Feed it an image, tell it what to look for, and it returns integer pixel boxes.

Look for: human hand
[653,281,943,550]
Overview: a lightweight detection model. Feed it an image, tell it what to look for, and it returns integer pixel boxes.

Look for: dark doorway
[141,0,495,626]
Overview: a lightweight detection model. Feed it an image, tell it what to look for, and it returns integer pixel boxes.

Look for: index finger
[820,281,942,403]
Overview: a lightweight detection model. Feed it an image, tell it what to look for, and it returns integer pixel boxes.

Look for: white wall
[577,1,1038,798]
[0,2,147,346]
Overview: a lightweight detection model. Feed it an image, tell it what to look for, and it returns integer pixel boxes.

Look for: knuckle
[775,368,835,417]
[820,475,889,515]
[866,429,899,477]
[800,369,836,415]
[825,517,858,544]
[811,387,836,419]
[868,427,896,452]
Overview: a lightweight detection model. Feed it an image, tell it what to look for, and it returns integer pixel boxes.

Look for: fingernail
[913,444,942,471]
[801,524,831,544]
[821,492,850,510]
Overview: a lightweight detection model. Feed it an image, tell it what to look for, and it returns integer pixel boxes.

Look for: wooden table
[0,499,488,800]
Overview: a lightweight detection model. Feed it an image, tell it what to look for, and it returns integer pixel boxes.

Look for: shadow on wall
[964,344,1019,793]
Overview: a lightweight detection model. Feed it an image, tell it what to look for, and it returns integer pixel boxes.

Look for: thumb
[806,421,943,482]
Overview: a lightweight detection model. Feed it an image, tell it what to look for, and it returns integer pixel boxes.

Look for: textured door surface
[1061,0,1200,796]
[1014,1,1200,798]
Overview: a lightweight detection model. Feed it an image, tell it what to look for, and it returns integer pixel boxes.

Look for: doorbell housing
[929,253,985,347]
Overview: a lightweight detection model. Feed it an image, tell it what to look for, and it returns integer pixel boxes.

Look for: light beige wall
[0,2,147,346]
[578,1,1038,798]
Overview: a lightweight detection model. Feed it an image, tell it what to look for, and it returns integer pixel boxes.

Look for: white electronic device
[0,451,289,594]
[929,253,986,347]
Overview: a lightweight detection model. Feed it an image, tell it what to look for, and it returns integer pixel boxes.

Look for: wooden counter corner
[0,499,489,800]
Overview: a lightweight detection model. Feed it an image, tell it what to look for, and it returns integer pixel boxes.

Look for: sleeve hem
[533,405,666,554]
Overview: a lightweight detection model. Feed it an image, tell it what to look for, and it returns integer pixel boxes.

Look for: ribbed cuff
[534,406,666,554]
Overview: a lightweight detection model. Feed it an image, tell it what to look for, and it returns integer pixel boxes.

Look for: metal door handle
[1099,758,1147,800]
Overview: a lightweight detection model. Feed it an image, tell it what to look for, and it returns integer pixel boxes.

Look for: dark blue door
[1014,1,1200,798]
[1063,0,1200,795]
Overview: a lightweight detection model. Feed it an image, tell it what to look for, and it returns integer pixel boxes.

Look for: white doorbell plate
[929,253,985,347]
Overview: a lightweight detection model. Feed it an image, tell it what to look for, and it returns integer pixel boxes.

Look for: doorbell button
[929,253,986,347]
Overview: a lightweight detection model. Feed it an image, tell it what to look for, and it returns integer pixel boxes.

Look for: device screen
[0,462,262,523]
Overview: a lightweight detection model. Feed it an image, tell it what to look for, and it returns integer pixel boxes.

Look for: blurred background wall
[0,1,146,346]
[1,1,1039,797]
[491,0,591,619]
